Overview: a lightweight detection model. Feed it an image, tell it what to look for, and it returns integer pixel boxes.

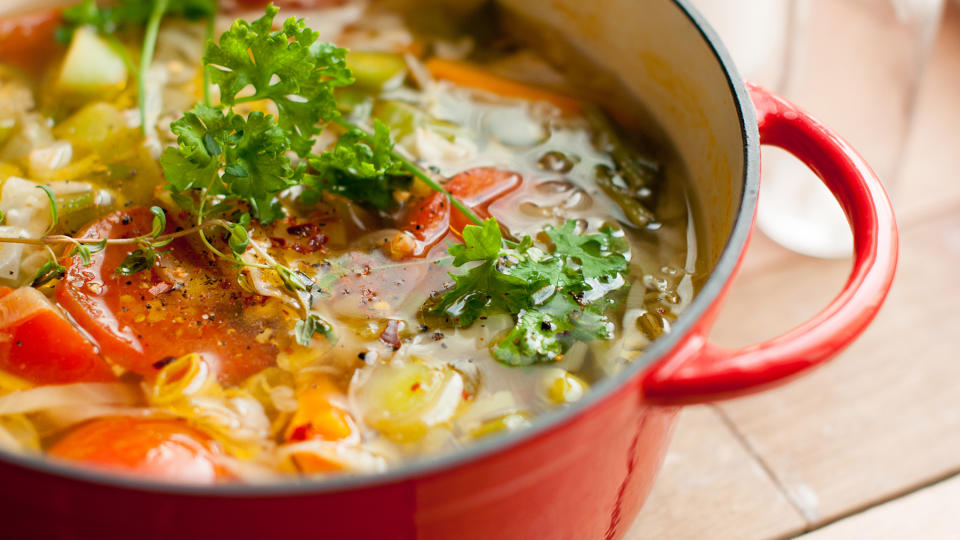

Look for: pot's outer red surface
[0,0,898,538]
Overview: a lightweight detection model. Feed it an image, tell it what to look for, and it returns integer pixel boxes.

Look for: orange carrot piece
[425,58,581,114]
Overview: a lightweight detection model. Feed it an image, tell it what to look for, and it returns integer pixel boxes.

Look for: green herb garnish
[35,184,59,236]
[31,260,67,287]
[423,219,631,366]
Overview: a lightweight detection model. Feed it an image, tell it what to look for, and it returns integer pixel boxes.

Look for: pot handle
[641,83,899,405]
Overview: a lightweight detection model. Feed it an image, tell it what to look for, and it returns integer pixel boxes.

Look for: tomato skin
[389,168,522,259]
[393,192,450,258]
[56,208,280,385]
[0,287,113,385]
[446,168,522,234]
[0,9,61,71]
[49,417,226,484]
[0,309,115,385]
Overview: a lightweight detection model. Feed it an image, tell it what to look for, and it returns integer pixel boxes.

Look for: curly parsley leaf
[304,120,410,210]
[206,4,353,156]
[422,218,631,366]
[161,107,297,223]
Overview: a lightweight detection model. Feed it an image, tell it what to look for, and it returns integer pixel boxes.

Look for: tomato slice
[49,417,227,484]
[446,168,522,234]
[56,208,280,385]
[0,287,114,384]
[0,9,61,71]
[389,168,522,259]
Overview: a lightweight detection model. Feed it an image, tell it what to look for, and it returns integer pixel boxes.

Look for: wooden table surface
[625,4,960,539]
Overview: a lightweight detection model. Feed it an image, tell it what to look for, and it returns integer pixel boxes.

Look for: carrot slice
[284,376,358,473]
[49,417,227,484]
[425,58,581,114]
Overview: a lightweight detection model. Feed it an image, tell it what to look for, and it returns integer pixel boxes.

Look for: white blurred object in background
[691,0,944,258]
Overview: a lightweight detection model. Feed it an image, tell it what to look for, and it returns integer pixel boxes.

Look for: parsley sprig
[422,218,631,366]
[157,5,486,345]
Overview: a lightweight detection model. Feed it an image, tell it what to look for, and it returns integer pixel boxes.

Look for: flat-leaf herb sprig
[421,218,631,366]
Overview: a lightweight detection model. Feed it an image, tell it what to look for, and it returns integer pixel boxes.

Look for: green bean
[584,104,661,193]
[635,311,664,341]
[595,174,655,228]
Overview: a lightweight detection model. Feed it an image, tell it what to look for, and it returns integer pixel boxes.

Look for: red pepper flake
[286,223,315,237]
[288,424,312,442]
[286,222,329,254]
[411,382,421,392]
[270,237,286,248]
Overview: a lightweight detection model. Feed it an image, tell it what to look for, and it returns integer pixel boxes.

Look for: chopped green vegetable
[56,26,129,100]
[58,0,218,132]
[422,218,631,366]
[346,51,407,91]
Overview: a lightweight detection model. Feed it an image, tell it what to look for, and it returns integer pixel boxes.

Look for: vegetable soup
[0,0,702,483]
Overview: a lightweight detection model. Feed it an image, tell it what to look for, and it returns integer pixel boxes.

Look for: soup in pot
[0,0,702,483]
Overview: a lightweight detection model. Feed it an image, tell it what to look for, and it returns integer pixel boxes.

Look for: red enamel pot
[0,1,897,538]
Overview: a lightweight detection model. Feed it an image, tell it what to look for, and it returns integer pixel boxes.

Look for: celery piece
[346,51,407,91]
[57,27,128,100]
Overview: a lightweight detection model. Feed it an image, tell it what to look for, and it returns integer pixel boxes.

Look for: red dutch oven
[0,0,898,538]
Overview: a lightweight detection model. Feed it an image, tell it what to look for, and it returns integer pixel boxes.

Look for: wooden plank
[624,406,805,540]
[798,475,960,540]
[712,207,960,526]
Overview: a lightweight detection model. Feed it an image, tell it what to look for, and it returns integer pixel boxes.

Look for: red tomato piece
[446,168,522,234]
[0,287,114,384]
[388,168,522,259]
[49,417,227,484]
[0,9,61,71]
[390,192,450,259]
[56,208,280,385]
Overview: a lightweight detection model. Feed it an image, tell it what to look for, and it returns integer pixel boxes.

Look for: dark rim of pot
[0,0,760,496]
